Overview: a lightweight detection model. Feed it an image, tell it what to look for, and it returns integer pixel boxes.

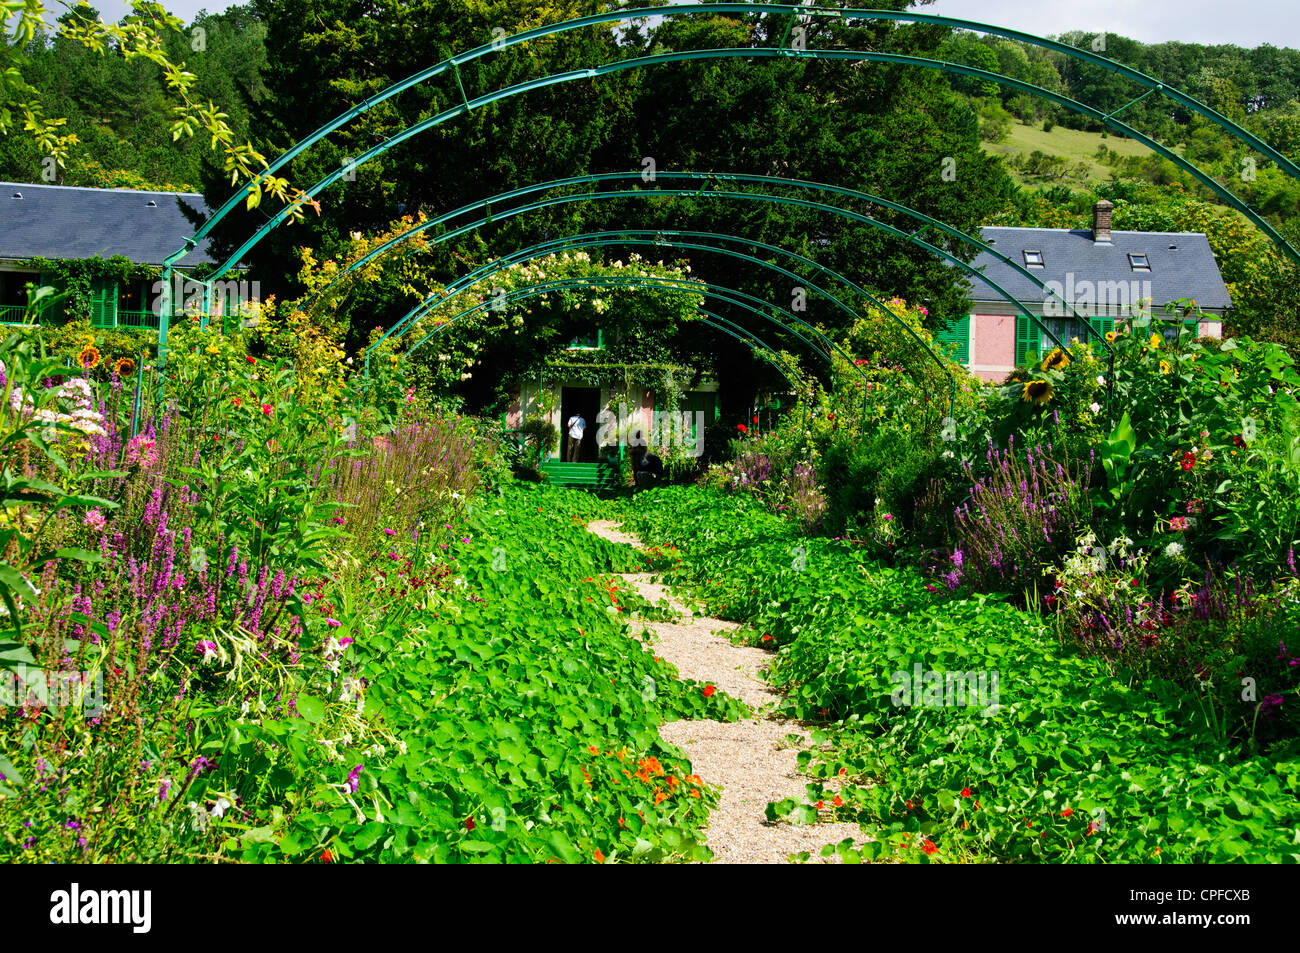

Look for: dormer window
[1128,253,1151,272]
[1023,249,1044,268]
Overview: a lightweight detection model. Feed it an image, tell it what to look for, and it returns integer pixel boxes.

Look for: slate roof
[0,181,216,269]
[965,226,1233,313]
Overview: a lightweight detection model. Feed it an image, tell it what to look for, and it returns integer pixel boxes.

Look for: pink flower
[383,528,396,536]
[83,509,106,531]
[324,618,342,627]
[1170,516,1189,531]
[261,404,274,416]
[125,435,158,468]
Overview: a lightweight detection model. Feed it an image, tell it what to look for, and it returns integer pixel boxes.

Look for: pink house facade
[940,203,1232,382]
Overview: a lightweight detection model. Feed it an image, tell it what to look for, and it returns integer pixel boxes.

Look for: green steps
[540,460,622,491]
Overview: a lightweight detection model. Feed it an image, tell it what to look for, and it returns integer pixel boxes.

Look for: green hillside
[983,120,1176,186]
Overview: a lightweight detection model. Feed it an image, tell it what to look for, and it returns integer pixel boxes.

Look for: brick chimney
[1093,199,1114,243]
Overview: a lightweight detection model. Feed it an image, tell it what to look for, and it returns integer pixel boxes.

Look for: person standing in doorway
[566,412,586,462]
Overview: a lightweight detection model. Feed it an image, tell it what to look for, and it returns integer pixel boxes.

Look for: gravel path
[587,519,864,864]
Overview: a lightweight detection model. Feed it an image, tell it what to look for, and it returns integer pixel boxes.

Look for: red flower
[593,848,605,864]
[245,355,256,365]
[921,839,938,855]
[465,816,475,831]
[321,848,334,863]
[261,404,274,416]
[1060,808,1074,818]
[832,794,844,807]
[960,787,971,798]
[736,423,747,434]
[752,415,758,423]
[702,684,716,698]
[232,396,242,407]
[1181,451,1196,471]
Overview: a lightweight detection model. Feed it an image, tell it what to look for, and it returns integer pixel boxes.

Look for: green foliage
[623,485,1300,863]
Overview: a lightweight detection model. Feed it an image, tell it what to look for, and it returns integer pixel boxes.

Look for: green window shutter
[89,279,117,328]
[1015,314,1039,368]
[1088,316,1113,345]
[936,315,970,365]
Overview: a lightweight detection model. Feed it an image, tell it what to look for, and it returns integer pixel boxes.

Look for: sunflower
[1022,380,1055,406]
[1041,348,1071,372]
[1160,360,1172,375]
[113,357,135,377]
[1105,330,1117,342]
[1149,333,1163,349]
[78,345,101,369]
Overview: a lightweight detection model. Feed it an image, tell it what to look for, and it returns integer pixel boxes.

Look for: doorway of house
[560,387,601,463]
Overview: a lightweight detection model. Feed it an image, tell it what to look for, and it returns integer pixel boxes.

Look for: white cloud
[923,0,1300,48]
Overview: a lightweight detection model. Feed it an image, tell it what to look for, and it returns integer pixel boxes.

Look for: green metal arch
[184,43,1300,298]
[172,2,1298,277]
[695,311,805,394]
[305,170,1104,365]
[402,274,896,422]
[379,228,956,413]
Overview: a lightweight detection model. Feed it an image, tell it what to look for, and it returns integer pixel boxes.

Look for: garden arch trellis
[303,171,1110,376]
[403,282,813,433]
[163,4,1300,307]
[161,4,1300,406]
[369,228,958,418]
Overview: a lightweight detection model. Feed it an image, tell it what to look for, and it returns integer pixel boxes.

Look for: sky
[46,0,1300,50]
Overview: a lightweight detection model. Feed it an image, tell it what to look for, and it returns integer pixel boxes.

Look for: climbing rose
[736,424,747,434]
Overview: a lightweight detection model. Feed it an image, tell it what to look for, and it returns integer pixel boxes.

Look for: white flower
[210,797,232,819]
[340,676,364,704]
[1164,542,1186,559]
[1089,402,1102,414]
[1096,375,1106,387]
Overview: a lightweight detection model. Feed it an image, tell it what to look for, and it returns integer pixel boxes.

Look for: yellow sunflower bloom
[1160,360,1172,375]
[1041,348,1070,372]
[1105,330,1117,342]
[78,345,101,369]
[1149,333,1162,349]
[1022,380,1055,406]
[113,357,135,377]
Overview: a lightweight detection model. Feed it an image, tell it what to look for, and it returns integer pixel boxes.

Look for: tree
[1,1,307,214]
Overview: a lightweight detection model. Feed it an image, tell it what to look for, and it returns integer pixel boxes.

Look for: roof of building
[966,226,1233,313]
[0,181,216,269]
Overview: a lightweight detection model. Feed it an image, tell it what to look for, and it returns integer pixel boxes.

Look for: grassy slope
[983,120,1169,186]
